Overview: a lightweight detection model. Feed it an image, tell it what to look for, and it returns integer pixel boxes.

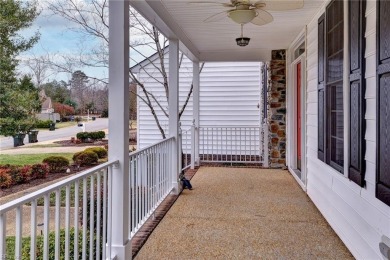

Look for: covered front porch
[135,167,352,259]
[0,0,346,259]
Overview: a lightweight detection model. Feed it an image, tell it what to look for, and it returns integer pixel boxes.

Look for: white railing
[0,160,117,260]
[199,126,262,164]
[179,124,194,172]
[129,137,175,237]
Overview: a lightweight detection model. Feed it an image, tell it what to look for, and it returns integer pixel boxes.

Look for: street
[0,118,108,150]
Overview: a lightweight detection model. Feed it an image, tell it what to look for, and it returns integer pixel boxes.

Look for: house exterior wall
[286,1,390,258]
[137,55,262,151]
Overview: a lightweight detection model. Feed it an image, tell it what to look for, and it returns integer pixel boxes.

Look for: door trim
[287,32,307,190]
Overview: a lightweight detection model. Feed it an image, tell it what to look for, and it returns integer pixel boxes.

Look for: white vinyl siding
[136,55,261,149]
[300,1,390,259]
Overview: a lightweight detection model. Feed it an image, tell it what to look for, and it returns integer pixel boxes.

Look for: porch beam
[108,0,131,259]
[169,39,180,194]
[193,61,200,167]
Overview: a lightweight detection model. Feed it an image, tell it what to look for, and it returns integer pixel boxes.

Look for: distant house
[36,89,60,122]
[39,89,54,114]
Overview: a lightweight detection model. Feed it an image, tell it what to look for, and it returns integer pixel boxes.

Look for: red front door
[297,62,302,170]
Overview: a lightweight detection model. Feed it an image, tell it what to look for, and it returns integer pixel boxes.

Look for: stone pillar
[268,50,287,168]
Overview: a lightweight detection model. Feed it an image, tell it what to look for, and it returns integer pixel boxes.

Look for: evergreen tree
[0,0,40,83]
[0,0,41,137]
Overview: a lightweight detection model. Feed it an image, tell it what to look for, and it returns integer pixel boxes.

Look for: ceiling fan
[189,0,304,26]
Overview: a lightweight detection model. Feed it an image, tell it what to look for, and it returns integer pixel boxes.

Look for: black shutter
[377,0,390,206]
[318,14,326,162]
[348,0,366,186]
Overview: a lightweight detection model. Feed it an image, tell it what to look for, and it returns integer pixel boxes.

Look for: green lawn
[56,121,78,129]
[37,121,77,131]
[0,153,74,166]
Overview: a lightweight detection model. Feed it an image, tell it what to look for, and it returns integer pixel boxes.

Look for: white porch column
[193,61,200,166]
[108,0,131,259]
[169,39,180,194]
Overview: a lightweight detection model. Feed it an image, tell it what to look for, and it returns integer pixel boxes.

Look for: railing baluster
[15,206,22,259]
[0,213,6,258]
[82,178,87,260]
[31,200,37,260]
[95,172,102,259]
[107,165,113,260]
[89,175,95,260]
[43,194,50,260]
[55,189,60,260]
[65,185,70,260]
[102,169,108,260]
[74,180,80,259]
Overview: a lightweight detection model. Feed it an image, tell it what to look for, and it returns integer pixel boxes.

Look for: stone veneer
[268,50,286,168]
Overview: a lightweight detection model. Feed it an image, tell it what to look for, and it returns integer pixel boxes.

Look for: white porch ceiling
[131,0,324,62]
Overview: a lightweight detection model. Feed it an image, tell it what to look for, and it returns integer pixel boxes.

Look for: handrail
[200,126,261,128]
[180,127,192,133]
[129,136,175,157]
[0,160,119,213]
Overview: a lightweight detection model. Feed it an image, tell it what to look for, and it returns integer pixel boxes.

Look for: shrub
[90,131,105,140]
[76,132,89,141]
[80,188,104,232]
[72,151,83,162]
[20,228,101,260]
[0,169,12,188]
[73,151,98,166]
[6,165,22,185]
[42,156,70,173]
[19,165,32,183]
[76,131,106,142]
[35,120,53,128]
[84,147,107,159]
[31,164,49,179]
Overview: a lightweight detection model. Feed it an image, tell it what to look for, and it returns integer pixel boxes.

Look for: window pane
[331,138,344,166]
[329,84,344,169]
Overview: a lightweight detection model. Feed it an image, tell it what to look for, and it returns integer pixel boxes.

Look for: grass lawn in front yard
[0,153,74,165]
[55,121,78,129]
[36,121,77,131]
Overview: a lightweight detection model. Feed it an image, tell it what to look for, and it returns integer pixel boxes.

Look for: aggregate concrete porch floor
[135,167,353,259]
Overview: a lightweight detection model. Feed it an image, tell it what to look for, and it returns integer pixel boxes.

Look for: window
[318,0,344,173]
[376,1,390,206]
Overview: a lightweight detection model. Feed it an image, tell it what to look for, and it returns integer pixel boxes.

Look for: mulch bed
[54,139,137,147]
[0,166,91,198]
[54,139,108,147]
[0,173,69,198]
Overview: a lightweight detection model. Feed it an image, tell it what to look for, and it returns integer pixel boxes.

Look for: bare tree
[22,53,56,87]
[47,0,204,138]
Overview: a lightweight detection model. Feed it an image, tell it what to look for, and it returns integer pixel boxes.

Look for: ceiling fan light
[228,10,256,24]
[236,37,251,47]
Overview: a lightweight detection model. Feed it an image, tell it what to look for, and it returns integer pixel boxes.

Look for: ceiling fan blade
[188,1,234,7]
[259,0,304,11]
[251,9,273,26]
[204,10,231,22]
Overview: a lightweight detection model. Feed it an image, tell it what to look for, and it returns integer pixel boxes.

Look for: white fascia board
[130,1,200,62]
[130,47,167,73]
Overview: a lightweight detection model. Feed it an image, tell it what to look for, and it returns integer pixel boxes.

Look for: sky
[18,1,153,84]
